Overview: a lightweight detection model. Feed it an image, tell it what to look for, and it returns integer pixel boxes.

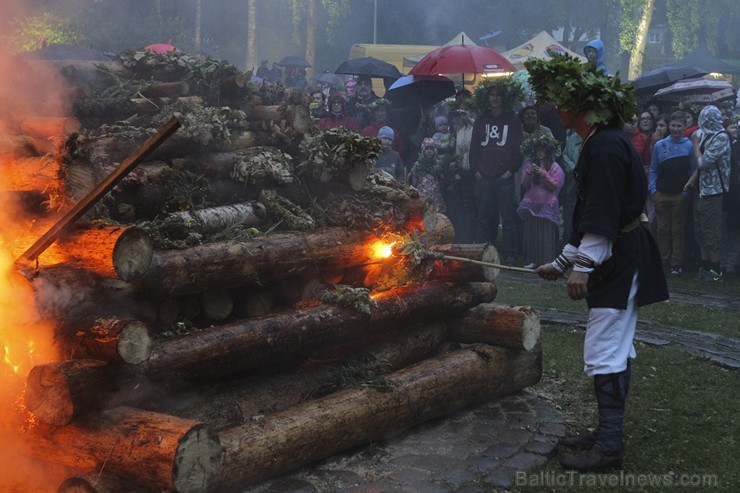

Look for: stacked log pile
[9,49,543,493]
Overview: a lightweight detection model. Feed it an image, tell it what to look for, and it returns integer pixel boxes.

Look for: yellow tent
[502,31,586,70]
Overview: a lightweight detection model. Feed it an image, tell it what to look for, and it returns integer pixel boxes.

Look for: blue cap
[378,126,394,140]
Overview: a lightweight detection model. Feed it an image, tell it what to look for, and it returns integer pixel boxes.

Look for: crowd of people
[258,45,736,474]
[258,50,739,280]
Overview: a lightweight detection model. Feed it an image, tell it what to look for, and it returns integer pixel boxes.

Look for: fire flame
[371,239,397,259]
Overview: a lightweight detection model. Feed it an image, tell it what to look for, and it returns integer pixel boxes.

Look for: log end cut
[112,227,154,281]
[519,306,541,352]
[173,425,223,493]
[117,320,155,365]
[25,364,73,426]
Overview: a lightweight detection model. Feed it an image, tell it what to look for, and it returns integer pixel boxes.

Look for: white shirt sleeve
[573,233,612,273]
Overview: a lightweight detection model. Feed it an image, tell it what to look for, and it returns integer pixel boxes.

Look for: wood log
[135,227,378,297]
[17,116,82,139]
[220,73,248,97]
[58,473,149,493]
[25,359,113,426]
[139,81,190,98]
[32,60,132,90]
[232,288,275,318]
[165,202,267,234]
[423,212,455,245]
[27,407,222,493]
[0,156,60,192]
[0,134,56,157]
[212,343,542,490]
[247,105,281,122]
[158,298,182,325]
[56,225,154,281]
[145,322,448,430]
[58,317,155,365]
[142,282,496,381]
[201,289,234,321]
[446,303,541,351]
[77,127,263,165]
[427,243,499,283]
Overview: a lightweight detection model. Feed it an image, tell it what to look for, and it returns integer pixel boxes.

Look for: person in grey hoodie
[583,39,608,75]
[684,105,732,280]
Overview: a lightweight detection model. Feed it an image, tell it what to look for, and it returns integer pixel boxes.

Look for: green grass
[494,275,740,338]
[509,327,739,492]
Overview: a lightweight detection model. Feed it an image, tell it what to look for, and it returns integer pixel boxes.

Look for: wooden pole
[15,117,180,267]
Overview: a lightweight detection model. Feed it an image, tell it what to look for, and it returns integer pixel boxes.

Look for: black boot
[593,364,631,452]
[558,430,596,450]
[559,365,631,472]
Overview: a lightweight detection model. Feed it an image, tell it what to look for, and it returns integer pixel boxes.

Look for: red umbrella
[409,43,515,76]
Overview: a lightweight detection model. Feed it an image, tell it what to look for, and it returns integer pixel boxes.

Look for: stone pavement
[243,391,565,493]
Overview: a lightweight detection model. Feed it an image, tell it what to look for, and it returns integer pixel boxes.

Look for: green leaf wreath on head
[521,132,560,159]
[524,54,637,127]
[471,76,526,113]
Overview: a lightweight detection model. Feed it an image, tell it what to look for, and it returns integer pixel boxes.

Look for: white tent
[402,31,478,70]
[502,31,586,70]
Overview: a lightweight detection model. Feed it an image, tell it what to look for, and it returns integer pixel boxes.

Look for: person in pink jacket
[517,133,564,268]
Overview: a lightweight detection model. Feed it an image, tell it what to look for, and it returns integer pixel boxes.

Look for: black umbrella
[631,65,709,96]
[386,75,456,106]
[335,56,402,79]
[278,55,311,68]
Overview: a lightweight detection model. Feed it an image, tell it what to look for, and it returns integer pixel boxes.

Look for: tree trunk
[201,288,234,321]
[194,0,202,54]
[142,282,496,380]
[446,303,541,351]
[25,359,113,426]
[139,81,190,98]
[212,343,541,490]
[135,228,379,297]
[0,134,56,157]
[58,473,149,493]
[628,0,655,80]
[305,0,317,80]
[165,202,267,234]
[27,407,222,493]
[245,0,258,71]
[144,321,448,431]
[56,225,153,281]
[58,317,154,365]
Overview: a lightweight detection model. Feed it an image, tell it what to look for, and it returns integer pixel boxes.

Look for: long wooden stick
[16,117,181,266]
[439,254,536,274]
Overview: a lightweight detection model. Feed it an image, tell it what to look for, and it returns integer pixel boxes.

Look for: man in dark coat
[468,77,525,262]
[526,55,668,472]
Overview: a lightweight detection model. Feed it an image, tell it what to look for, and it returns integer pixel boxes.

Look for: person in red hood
[623,114,651,174]
[361,98,404,160]
[317,94,360,132]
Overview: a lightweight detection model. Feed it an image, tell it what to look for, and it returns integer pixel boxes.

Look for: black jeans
[474,174,518,259]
